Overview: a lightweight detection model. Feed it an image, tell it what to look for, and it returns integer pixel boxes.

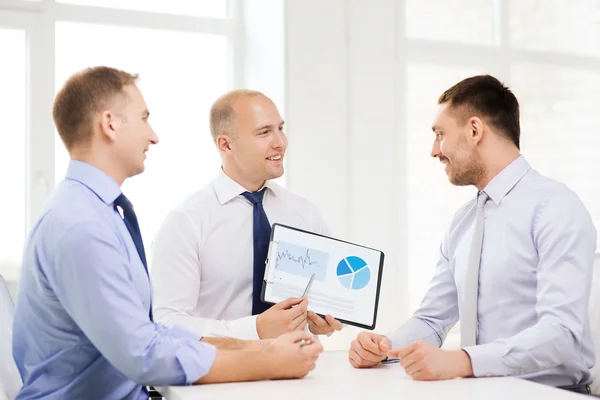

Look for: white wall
[284,0,409,348]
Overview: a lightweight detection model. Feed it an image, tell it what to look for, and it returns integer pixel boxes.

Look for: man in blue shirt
[12,66,323,400]
[348,75,595,395]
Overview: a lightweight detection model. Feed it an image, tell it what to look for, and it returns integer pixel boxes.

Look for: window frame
[0,0,243,280]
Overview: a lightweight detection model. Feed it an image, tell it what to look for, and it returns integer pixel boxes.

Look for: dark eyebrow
[432,125,440,133]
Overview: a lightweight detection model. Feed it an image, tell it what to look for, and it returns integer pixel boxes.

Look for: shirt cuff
[228,315,260,340]
[163,323,215,384]
[175,337,217,385]
[463,342,512,377]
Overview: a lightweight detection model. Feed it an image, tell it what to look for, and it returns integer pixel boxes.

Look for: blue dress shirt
[388,155,596,386]
[12,160,216,399]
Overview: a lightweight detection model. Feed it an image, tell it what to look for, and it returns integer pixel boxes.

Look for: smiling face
[108,84,159,179]
[430,103,485,187]
[218,94,287,191]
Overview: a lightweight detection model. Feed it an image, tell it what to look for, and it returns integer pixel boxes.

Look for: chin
[130,164,145,178]
[268,168,284,180]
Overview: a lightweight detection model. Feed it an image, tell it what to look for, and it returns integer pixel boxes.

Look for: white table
[158,351,589,400]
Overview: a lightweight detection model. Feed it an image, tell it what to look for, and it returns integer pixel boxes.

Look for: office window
[56,0,227,18]
[0,29,27,278]
[509,0,600,58]
[406,0,495,45]
[55,22,228,252]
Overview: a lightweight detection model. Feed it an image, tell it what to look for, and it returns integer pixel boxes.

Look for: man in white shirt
[151,89,343,340]
[348,75,595,395]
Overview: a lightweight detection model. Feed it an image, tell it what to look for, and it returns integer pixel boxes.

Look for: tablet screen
[262,223,384,329]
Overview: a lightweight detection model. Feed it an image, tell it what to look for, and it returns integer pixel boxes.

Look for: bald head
[209,89,266,141]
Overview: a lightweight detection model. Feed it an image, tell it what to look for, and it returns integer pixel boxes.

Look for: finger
[355,344,386,363]
[379,337,391,352]
[405,361,425,377]
[308,312,329,328]
[349,350,366,368]
[410,367,432,381]
[284,299,309,319]
[276,297,304,310]
[351,338,384,362]
[399,350,421,370]
[302,341,323,357]
[325,314,344,331]
[285,330,312,343]
[349,349,378,368]
[359,333,385,355]
[388,342,417,359]
[291,313,307,331]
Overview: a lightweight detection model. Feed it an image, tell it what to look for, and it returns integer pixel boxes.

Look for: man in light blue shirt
[349,75,596,394]
[12,66,322,400]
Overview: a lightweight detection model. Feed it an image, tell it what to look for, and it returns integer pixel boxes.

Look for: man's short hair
[53,66,139,151]
[209,89,264,141]
[439,74,520,149]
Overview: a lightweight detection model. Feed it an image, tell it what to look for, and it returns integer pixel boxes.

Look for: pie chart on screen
[336,256,370,290]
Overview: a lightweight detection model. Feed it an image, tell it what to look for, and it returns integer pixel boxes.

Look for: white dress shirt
[387,155,597,386]
[151,169,330,339]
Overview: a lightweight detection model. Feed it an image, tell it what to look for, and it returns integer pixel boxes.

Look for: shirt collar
[483,155,531,205]
[214,168,277,205]
[65,160,122,205]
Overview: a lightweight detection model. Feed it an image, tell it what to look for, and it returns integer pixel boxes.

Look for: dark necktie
[241,188,272,315]
[114,193,153,321]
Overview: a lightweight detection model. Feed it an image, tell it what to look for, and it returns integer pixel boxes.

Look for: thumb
[387,348,401,359]
[379,338,391,352]
[286,330,313,343]
[276,297,304,310]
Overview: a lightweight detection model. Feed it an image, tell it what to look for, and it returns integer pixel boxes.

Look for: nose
[150,127,159,145]
[430,138,441,158]
[272,129,287,149]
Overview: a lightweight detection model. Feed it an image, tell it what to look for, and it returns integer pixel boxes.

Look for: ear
[99,111,119,142]
[468,116,484,145]
[216,134,233,154]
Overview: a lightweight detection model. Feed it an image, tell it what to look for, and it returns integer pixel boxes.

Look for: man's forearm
[201,337,251,350]
[386,316,445,349]
[195,348,268,383]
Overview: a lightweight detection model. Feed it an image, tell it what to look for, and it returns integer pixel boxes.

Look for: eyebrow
[255,121,285,132]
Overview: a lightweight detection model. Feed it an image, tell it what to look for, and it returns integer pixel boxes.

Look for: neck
[222,164,265,192]
[475,146,521,191]
[70,147,127,186]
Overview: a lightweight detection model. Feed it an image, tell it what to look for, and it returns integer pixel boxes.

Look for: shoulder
[172,181,219,219]
[41,180,114,237]
[268,181,320,215]
[521,170,588,215]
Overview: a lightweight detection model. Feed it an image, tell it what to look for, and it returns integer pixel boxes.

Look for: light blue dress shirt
[13,161,217,400]
[388,155,596,386]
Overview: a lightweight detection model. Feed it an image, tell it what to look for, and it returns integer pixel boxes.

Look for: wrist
[256,314,266,339]
[252,347,274,380]
[456,350,474,377]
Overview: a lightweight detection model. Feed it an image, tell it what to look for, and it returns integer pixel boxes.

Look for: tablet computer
[261,223,385,330]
